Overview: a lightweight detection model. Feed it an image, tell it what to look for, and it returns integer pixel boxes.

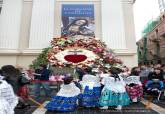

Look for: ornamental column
[0,0,23,49]
[101,0,126,49]
[29,0,55,49]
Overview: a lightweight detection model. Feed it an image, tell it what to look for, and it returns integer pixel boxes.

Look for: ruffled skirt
[99,88,130,106]
[45,96,79,112]
[17,85,29,99]
[80,86,101,107]
[126,84,143,100]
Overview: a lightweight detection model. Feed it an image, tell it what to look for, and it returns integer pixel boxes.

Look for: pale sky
[133,0,160,41]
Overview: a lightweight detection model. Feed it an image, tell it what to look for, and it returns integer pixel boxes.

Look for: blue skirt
[99,89,130,106]
[45,96,79,112]
[80,86,101,107]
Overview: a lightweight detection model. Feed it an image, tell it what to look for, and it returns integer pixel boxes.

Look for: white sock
[100,106,108,109]
[116,105,122,110]
[132,97,138,102]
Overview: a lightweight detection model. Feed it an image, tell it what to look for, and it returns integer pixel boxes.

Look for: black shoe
[16,104,30,109]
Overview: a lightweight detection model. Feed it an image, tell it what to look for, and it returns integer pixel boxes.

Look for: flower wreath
[47,37,122,68]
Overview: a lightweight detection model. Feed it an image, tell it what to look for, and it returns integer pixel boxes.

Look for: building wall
[19,0,32,50]
[137,12,165,64]
[0,0,137,68]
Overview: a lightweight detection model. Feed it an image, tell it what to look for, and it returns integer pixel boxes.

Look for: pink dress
[125,76,143,100]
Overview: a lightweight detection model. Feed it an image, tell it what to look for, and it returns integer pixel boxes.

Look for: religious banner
[61,4,95,38]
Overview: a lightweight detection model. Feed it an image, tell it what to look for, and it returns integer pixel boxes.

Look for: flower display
[49,75,64,82]
[47,36,122,69]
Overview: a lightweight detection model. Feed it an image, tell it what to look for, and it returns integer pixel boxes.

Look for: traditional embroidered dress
[17,72,31,100]
[100,73,110,78]
[99,75,130,106]
[17,85,29,99]
[80,74,101,107]
[45,82,80,112]
[0,75,4,80]
[125,76,143,101]
[0,80,18,114]
[100,73,110,90]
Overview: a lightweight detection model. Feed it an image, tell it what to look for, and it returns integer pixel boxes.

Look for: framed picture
[61,4,95,38]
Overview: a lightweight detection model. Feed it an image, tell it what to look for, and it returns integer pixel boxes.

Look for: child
[99,67,130,110]
[125,67,143,102]
[45,76,80,112]
[80,67,101,107]
[1,65,28,109]
[17,68,31,100]
[0,76,18,114]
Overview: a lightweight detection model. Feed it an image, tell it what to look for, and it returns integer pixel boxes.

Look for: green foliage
[29,47,51,69]
[143,37,147,63]
[142,19,159,37]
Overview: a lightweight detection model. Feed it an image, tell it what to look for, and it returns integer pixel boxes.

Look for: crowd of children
[0,63,164,113]
[45,66,145,112]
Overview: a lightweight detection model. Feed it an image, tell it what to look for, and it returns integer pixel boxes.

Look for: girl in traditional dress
[1,65,28,109]
[0,72,18,114]
[17,68,31,100]
[45,76,81,112]
[99,67,130,110]
[100,68,110,90]
[125,67,143,102]
[80,67,101,108]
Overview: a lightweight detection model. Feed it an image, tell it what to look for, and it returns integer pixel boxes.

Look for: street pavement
[15,84,165,114]
[15,95,165,114]
[15,100,161,114]
[45,103,158,114]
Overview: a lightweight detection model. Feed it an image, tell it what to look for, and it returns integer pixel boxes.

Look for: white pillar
[29,0,55,49]
[0,0,23,49]
[101,0,126,49]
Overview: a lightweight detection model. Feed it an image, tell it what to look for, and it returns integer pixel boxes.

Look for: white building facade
[0,0,137,68]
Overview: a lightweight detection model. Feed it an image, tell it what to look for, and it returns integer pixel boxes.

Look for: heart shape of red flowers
[64,54,87,63]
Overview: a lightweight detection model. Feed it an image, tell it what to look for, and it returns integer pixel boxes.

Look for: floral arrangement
[47,37,122,69]
[49,75,65,82]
